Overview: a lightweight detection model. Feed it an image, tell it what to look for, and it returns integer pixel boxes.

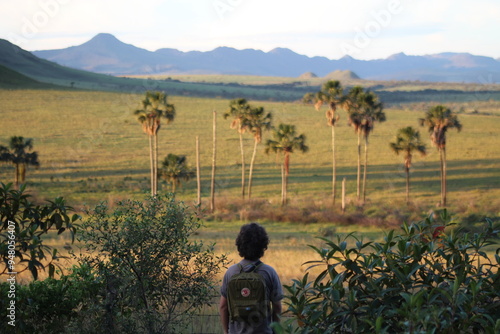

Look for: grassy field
[0,89,498,211]
[1,88,499,286]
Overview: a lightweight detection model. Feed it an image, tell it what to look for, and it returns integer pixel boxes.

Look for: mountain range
[31,33,500,83]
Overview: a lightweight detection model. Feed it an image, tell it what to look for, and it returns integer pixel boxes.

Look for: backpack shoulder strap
[247,260,263,272]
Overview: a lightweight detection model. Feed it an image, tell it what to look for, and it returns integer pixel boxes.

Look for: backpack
[227,261,269,325]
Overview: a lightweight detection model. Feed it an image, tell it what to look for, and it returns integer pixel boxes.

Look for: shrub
[0,263,102,334]
[72,194,228,333]
[274,211,500,333]
[0,182,79,280]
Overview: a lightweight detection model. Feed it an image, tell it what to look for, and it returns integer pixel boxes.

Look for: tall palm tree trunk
[14,163,20,188]
[280,164,288,206]
[283,153,290,206]
[284,170,288,206]
[405,165,410,205]
[362,136,368,203]
[442,147,447,207]
[356,130,361,200]
[438,148,444,206]
[239,131,246,199]
[148,135,155,196]
[210,111,217,213]
[154,134,159,195]
[281,164,289,206]
[196,136,201,206]
[332,126,337,206]
[247,139,258,199]
[20,164,26,183]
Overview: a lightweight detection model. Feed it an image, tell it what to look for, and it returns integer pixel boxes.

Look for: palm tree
[134,91,175,196]
[265,124,308,206]
[390,127,427,205]
[344,86,365,200]
[0,136,40,187]
[223,98,251,199]
[241,106,272,199]
[346,86,385,203]
[359,90,385,204]
[160,154,195,193]
[305,80,345,205]
[419,105,462,207]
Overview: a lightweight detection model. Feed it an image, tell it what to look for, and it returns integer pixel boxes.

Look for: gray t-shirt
[221,259,283,334]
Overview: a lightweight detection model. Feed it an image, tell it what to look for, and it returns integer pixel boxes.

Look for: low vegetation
[0,182,79,280]
[0,193,228,333]
[275,211,500,333]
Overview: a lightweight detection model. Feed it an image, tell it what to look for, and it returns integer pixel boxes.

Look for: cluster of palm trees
[305,81,386,205]
[0,136,40,188]
[132,88,461,208]
[419,105,462,206]
[389,105,461,207]
[305,80,461,207]
[133,92,310,206]
[134,91,176,196]
[0,90,460,209]
[223,98,308,206]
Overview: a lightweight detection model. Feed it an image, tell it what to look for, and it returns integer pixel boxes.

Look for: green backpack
[227,261,269,325]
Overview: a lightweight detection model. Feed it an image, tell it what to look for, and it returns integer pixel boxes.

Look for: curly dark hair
[235,222,269,261]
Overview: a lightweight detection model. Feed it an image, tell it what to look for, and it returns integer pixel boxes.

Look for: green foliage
[389,126,427,161]
[0,136,40,186]
[74,194,228,333]
[346,86,385,136]
[265,123,309,160]
[134,91,176,131]
[276,211,500,333]
[0,263,102,334]
[160,153,195,192]
[241,105,273,142]
[0,182,79,280]
[419,105,462,149]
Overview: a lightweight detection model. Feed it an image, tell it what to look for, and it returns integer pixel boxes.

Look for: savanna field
[1,84,500,332]
[1,87,500,263]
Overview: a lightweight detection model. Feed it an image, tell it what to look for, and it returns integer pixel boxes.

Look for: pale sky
[1,0,499,60]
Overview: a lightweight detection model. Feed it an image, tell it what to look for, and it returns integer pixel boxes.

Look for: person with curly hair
[219,222,283,334]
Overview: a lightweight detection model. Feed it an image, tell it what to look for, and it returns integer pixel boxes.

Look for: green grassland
[0,89,499,223]
[2,87,497,332]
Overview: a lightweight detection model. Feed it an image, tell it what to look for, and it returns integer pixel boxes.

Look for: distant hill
[0,39,317,100]
[325,70,360,80]
[298,72,318,79]
[33,33,169,75]
[0,38,115,86]
[0,64,58,89]
[32,33,500,83]
[0,38,185,91]
[3,38,500,104]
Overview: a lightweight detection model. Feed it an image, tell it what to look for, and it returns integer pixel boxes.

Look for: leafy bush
[0,182,79,279]
[0,263,102,334]
[275,211,500,334]
[71,194,228,333]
